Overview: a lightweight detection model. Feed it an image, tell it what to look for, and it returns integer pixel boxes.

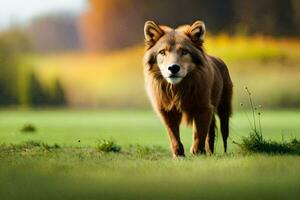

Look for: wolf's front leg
[190,107,213,155]
[160,109,184,157]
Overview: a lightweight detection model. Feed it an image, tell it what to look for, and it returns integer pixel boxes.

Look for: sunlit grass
[1,138,300,200]
[0,110,299,149]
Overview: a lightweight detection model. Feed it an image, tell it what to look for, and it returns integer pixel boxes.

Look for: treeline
[17,0,299,52]
[79,0,300,51]
[25,74,66,107]
[25,14,81,53]
[0,29,66,107]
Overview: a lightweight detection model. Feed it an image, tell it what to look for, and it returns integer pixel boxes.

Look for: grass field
[0,109,299,200]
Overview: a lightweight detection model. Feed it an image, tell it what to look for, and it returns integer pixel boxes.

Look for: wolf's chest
[159,87,195,111]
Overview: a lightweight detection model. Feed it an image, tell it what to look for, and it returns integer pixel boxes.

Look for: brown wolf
[143,20,233,157]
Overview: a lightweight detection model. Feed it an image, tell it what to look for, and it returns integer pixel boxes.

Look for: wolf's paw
[190,144,206,155]
[172,143,185,158]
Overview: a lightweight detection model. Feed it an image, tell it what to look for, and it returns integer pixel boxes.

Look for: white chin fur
[166,77,183,84]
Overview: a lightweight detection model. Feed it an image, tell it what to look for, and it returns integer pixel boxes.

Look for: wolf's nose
[168,64,180,74]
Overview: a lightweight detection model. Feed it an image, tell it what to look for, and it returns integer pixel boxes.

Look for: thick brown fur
[143,20,233,157]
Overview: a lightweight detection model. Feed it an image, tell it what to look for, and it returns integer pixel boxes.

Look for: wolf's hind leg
[218,111,230,153]
[206,115,216,154]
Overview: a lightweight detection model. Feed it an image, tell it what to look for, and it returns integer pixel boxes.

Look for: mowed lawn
[0,109,300,200]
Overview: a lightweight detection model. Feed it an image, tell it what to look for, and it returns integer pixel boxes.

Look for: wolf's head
[144,21,206,85]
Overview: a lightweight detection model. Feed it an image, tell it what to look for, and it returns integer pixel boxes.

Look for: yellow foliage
[30,36,300,107]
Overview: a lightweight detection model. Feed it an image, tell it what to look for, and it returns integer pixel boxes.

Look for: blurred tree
[50,79,66,106]
[79,0,299,51]
[28,73,49,106]
[0,29,31,105]
[25,13,81,52]
[79,0,236,51]
[233,0,297,36]
[27,73,67,107]
[291,0,300,34]
[0,28,67,107]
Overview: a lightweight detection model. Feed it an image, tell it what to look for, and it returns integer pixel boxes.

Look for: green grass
[237,132,300,154]
[1,109,299,148]
[96,139,121,152]
[0,109,300,200]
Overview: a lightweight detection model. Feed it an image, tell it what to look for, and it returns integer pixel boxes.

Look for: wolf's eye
[159,50,166,56]
[181,49,189,56]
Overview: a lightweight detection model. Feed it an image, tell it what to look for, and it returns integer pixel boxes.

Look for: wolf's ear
[187,21,205,45]
[144,21,164,48]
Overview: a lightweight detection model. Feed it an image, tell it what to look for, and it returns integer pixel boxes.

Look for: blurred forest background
[0,0,299,109]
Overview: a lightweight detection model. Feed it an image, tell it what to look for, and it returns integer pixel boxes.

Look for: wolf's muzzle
[168,64,180,74]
